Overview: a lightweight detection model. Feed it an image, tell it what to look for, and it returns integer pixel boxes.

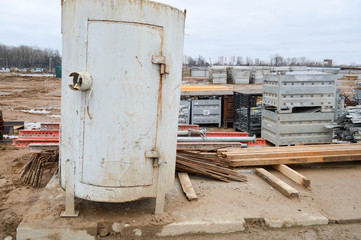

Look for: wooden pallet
[218,144,361,167]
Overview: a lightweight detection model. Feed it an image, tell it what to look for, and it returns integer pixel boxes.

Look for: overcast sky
[1,0,361,65]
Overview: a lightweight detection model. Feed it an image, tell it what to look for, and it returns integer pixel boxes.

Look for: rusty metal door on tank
[81,20,164,187]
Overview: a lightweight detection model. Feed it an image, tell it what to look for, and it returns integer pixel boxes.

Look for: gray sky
[1,0,361,65]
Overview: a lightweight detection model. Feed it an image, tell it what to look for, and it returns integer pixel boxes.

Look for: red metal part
[40,123,60,131]
[13,138,59,147]
[19,130,59,139]
[206,132,249,137]
[178,124,199,131]
[248,138,266,146]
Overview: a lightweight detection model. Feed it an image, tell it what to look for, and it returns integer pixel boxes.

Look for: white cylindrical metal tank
[60,0,185,215]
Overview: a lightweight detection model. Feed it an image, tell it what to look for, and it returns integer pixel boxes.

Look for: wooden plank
[273,165,310,188]
[229,154,361,167]
[220,144,361,155]
[255,168,299,199]
[177,172,198,201]
[224,149,361,159]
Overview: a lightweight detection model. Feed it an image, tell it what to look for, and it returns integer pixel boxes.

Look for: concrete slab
[17,164,361,239]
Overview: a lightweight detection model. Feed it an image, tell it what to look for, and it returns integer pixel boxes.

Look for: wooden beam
[255,168,299,199]
[178,172,198,201]
[224,149,361,159]
[229,154,361,167]
[273,165,311,188]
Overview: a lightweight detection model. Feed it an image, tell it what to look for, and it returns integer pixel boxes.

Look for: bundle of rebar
[19,149,59,187]
[176,151,247,182]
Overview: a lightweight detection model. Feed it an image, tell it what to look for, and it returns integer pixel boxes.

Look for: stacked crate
[179,100,191,125]
[233,91,263,136]
[191,98,222,127]
[231,66,250,84]
[210,66,227,84]
[261,72,336,146]
[250,66,271,84]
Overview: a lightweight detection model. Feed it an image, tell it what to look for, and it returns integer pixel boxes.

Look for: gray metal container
[191,99,222,127]
[261,109,334,146]
[263,72,336,113]
[179,100,191,124]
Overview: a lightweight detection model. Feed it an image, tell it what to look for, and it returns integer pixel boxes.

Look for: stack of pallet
[262,72,336,146]
[250,66,271,84]
[210,66,227,84]
[218,144,361,167]
[231,66,250,84]
[333,106,361,143]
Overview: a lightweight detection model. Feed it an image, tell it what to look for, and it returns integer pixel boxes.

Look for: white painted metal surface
[60,0,185,207]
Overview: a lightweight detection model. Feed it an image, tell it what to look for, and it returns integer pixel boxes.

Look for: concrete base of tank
[17,164,361,239]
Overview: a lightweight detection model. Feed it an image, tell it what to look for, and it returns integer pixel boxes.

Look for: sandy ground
[0,73,61,124]
[1,73,361,239]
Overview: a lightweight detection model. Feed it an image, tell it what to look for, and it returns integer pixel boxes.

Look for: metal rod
[178,130,203,136]
[177,135,256,143]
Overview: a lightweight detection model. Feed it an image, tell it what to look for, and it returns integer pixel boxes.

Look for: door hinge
[152,56,169,75]
[145,149,163,167]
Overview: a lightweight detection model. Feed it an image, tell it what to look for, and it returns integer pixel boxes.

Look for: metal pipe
[177,135,257,143]
[177,130,203,136]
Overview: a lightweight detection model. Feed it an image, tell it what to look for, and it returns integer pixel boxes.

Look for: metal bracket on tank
[146,149,162,167]
[152,56,169,75]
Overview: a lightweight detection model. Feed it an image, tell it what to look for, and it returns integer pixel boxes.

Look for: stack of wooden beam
[218,144,361,167]
[176,151,247,182]
[333,106,361,143]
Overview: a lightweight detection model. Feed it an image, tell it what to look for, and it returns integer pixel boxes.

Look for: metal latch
[146,149,162,167]
[152,56,169,75]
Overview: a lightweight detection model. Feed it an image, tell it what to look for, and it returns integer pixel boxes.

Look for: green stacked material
[0,110,4,140]
[55,65,62,78]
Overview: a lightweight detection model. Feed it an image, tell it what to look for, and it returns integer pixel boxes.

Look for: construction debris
[218,144,361,167]
[255,168,300,199]
[333,106,361,143]
[273,164,311,188]
[176,151,247,183]
[178,172,198,201]
[19,149,59,187]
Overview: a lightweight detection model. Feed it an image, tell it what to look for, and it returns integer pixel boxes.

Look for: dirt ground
[0,73,61,124]
[1,73,361,239]
[0,73,61,239]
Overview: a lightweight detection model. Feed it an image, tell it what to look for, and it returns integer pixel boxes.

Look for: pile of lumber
[176,151,247,182]
[333,106,361,143]
[218,144,361,167]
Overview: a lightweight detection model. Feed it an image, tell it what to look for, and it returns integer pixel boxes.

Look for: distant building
[218,56,224,65]
[324,59,333,67]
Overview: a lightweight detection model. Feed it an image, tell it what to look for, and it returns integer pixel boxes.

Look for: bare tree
[0,43,61,70]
